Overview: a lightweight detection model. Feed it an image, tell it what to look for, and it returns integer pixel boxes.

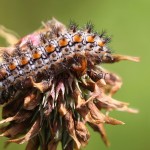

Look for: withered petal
[75,121,90,147]
[0,122,27,138]
[55,82,65,100]
[48,140,59,150]
[31,78,50,93]
[25,135,40,150]
[104,116,125,125]
[0,110,31,124]
[63,111,81,149]
[24,91,42,110]
[0,25,19,46]
[88,123,110,146]
[87,101,106,124]
[104,54,140,63]
[8,117,40,144]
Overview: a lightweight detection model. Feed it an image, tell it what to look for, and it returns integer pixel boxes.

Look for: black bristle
[26,40,34,50]
[86,21,94,33]
[105,36,111,43]
[52,26,61,37]
[14,45,22,56]
[99,30,107,38]
[69,20,78,33]
[3,51,10,62]
[40,33,47,44]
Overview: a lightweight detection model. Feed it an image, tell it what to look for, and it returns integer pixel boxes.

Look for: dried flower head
[0,18,139,150]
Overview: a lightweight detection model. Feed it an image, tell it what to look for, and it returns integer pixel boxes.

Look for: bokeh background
[0,0,149,150]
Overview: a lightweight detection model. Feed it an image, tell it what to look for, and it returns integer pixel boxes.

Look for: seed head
[0,18,139,150]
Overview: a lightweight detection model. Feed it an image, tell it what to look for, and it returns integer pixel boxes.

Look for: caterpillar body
[0,20,112,104]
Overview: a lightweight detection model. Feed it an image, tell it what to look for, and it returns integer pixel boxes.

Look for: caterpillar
[0,20,112,104]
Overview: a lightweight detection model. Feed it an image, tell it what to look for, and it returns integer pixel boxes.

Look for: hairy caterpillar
[0,20,112,104]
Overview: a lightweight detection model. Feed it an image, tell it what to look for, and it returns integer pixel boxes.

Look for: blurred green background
[0,0,149,150]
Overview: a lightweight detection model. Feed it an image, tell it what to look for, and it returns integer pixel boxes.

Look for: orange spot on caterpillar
[45,45,55,53]
[20,57,29,65]
[32,51,41,59]
[86,35,95,43]
[8,63,17,70]
[73,34,83,43]
[58,38,68,47]
[98,41,105,47]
